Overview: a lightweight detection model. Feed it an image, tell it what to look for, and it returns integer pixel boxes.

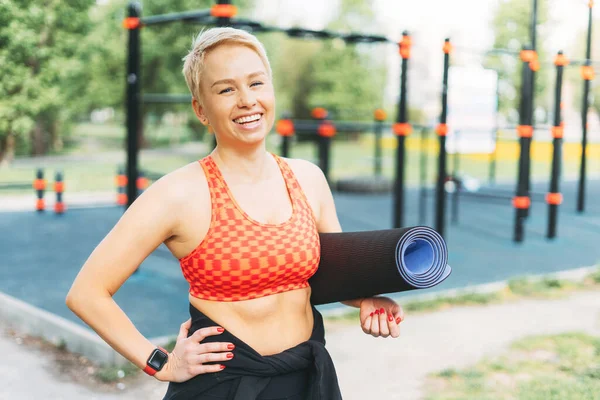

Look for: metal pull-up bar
[123,0,409,216]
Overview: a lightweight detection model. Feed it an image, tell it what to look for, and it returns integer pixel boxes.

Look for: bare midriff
[189,286,314,356]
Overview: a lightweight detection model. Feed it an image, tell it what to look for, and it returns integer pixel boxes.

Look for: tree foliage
[0,0,94,160]
[0,0,385,161]
[485,0,551,124]
[268,0,387,121]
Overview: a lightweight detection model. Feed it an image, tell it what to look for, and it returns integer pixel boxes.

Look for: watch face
[148,349,168,371]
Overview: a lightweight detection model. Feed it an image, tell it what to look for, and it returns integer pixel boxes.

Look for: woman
[66,27,404,399]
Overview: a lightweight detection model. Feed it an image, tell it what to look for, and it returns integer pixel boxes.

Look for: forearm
[341,298,364,308]
[67,294,157,372]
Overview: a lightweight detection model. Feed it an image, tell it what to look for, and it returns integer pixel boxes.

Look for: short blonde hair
[182,27,272,103]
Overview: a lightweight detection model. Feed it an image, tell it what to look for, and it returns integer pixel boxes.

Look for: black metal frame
[547,51,566,239]
[577,3,594,213]
[124,0,411,228]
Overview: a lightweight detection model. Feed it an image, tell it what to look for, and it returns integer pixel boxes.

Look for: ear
[192,98,209,126]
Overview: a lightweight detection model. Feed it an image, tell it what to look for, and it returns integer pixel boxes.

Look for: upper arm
[315,168,342,233]
[287,158,341,234]
[68,173,187,298]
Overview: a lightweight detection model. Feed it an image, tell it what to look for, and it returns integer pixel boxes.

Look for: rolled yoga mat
[309,226,451,305]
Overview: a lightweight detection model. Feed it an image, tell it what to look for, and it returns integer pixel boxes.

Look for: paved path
[2,290,599,399]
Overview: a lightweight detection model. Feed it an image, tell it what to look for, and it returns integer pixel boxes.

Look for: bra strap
[199,156,230,211]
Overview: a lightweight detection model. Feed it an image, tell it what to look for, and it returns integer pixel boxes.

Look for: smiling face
[192,43,275,148]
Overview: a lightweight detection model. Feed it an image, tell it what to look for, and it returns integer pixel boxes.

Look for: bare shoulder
[145,160,207,206]
[280,156,340,232]
[281,157,326,187]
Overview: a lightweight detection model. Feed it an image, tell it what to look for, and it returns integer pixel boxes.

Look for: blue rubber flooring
[1,179,599,338]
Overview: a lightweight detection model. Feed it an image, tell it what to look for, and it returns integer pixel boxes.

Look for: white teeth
[234,114,261,124]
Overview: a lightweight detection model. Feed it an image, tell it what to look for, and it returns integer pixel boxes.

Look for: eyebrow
[211,71,267,88]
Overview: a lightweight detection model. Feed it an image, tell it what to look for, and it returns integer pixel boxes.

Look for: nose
[237,87,257,108]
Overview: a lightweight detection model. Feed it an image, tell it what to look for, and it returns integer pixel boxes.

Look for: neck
[211,143,271,184]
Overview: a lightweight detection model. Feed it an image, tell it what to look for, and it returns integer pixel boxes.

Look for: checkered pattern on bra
[179,155,321,302]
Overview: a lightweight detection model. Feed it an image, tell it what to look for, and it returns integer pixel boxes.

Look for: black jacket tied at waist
[163,304,342,400]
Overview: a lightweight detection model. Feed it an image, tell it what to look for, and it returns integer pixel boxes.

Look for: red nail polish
[380,308,385,314]
[370,312,374,317]
[220,365,226,370]
[396,317,402,324]
[388,314,393,322]
[374,310,380,315]
[226,353,234,359]
[227,344,235,350]
[217,328,225,333]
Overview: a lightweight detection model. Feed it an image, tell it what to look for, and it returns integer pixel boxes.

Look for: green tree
[268,0,388,121]
[0,0,94,162]
[485,0,551,124]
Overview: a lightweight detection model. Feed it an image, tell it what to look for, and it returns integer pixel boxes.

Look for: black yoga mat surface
[309,226,451,305]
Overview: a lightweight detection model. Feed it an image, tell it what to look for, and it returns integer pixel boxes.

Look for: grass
[424,332,600,400]
[324,267,600,323]
[2,122,599,196]
[0,153,198,195]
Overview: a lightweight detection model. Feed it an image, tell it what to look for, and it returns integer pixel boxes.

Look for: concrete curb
[0,265,597,366]
[0,291,169,366]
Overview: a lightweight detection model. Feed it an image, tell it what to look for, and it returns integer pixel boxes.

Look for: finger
[370,309,380,337]
[198,342,236,355]
[190,363,227,376]
[198,351,235,365]
[178,319,192,340]
[362,312,374,334]
[190,326,225,343]
[378,308,390,338]
[395,307,405,325]
[388,313,401,338]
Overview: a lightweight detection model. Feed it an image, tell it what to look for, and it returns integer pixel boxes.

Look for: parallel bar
[373,117,384,176]
[547,51,566,239]
[281,135,290,158]
[531,0,538,51]
[418,127,429,225]
[435,38,451,237]
[577,4,594,213]
[216,0,231,28]
[514,46,534,243]
[140,9,211,26]
[393,31,411,229]
[126,2,141,209]
[524,0,539,217]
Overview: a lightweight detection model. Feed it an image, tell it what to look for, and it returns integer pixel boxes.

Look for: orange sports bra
[179,154,321,302]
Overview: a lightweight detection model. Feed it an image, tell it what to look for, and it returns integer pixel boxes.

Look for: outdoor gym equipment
[123,0,413,229]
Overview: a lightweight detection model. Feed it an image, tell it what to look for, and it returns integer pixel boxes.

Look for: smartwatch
[144,347,169,376]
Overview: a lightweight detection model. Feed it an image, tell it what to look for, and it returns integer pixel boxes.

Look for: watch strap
[143,364,158,376]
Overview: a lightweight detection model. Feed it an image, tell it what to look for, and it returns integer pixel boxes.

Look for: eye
[219,87,233,94]
[250,81,264,88]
